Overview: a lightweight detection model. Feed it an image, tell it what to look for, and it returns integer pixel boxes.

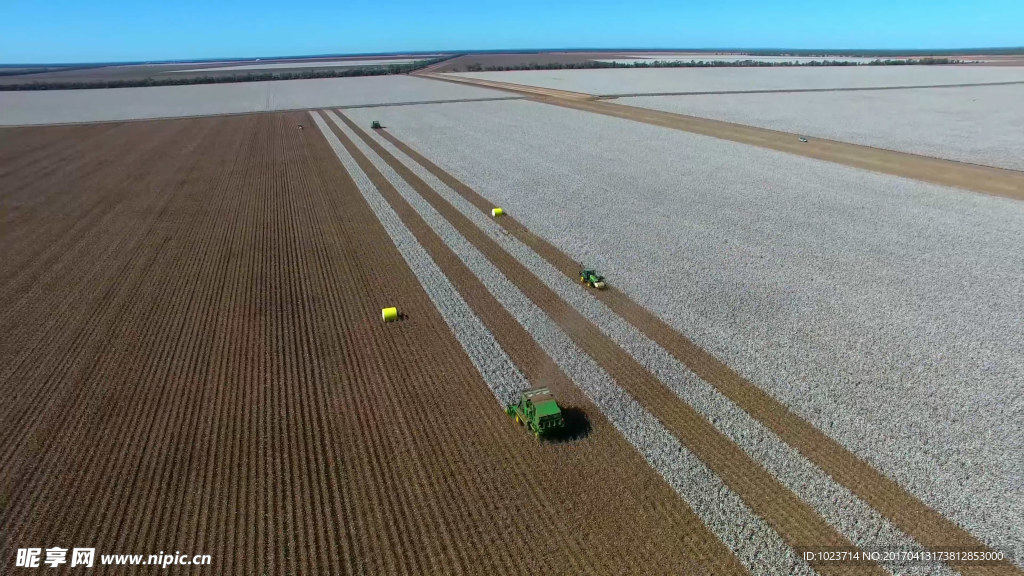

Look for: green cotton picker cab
[506,387,564,439]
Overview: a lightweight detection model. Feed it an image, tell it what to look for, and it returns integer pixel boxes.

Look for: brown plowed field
[1,113,748,574]
[332,111,891,576]
[365,123,1022,576]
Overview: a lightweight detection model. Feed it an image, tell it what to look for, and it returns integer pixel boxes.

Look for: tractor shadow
[545,406,592,443]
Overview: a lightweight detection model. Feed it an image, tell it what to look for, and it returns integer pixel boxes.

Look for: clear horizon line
[3,45,1023,67]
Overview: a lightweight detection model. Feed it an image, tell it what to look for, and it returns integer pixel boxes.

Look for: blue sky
[1,0,1020,64]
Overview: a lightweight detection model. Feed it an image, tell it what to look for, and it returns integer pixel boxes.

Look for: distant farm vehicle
[799,137,808,143]
[506,387,565,439]
[579,265,607,289]
[371,121,383,129]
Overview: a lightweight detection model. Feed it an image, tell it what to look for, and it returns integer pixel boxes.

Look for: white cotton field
[449,65,1024,95]
[344,99,1024,554]
[0,75,512,125]
[355,118,957,576]
[620,84,1024,171]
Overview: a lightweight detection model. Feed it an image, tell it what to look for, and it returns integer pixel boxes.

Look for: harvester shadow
[544,406,592,443]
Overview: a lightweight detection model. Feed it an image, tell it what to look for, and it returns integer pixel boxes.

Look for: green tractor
[371,120,383,130]
[506,387,564,439]
[579,264,606,289]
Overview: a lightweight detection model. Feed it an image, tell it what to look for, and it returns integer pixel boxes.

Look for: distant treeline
[0,57,450,91]
[866,58,964,65]
[709,48,1023,56]
[461,47,1023,57]
[460,57,963,72]
[0,64,109,77]
[0,68,50,77]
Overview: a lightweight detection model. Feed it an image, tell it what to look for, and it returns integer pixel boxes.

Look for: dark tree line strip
[0,57,452,91]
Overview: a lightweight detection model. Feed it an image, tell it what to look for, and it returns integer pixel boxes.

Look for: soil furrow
[0,118,239,565]
[0,122,221,546]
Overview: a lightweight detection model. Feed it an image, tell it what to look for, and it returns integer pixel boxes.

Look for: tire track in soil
[374,125,1024,576]
[318,110,749,575]
[334,110,893,576]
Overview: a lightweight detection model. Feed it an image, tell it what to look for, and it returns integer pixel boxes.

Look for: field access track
[352,118,1020,576]
[329,110,911,576]
[1,113,742,574]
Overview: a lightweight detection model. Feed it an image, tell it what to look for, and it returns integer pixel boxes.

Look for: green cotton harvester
[506,387,564,439]
[578,264,606,289]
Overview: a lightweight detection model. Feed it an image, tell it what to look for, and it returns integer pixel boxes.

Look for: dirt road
[416,71,1024,201]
